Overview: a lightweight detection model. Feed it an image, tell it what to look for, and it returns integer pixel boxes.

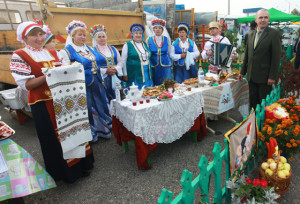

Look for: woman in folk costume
[170,22,200,83]
[43,25,58,50]
[90,24,123,102]
[121,23,153,89]
[10,22,94,183]
[60,20,112,142]
[146,19,172,85]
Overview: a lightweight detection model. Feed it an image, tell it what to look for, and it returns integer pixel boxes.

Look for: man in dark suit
[294,31,300,70]
[239,9,281,110]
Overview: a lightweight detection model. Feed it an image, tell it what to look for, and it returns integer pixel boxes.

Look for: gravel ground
[0,104,299,204]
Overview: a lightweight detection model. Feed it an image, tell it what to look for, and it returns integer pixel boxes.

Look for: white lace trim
[111,89,204,144]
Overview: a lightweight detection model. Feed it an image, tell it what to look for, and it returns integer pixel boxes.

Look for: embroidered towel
[43,63,92,159]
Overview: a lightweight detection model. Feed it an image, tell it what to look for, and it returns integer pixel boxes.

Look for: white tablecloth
[111,88,204,144]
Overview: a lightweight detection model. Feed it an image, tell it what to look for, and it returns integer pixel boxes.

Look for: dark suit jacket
[241,27,281,84]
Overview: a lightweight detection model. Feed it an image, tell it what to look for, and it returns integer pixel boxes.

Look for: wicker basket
[259,160,291,200]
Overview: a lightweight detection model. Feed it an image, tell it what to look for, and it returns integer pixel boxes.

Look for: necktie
[254,30,262,48]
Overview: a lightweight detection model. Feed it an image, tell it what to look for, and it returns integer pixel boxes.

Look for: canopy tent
[237,8,300,23]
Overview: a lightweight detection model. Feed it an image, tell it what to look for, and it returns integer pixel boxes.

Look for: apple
[267,158,275,164]
[280,156,287,164]
[265,169,273,176]
[277,170,286,179]
[270,162,277,171]
[261,162,269,170]
[282,170,290,177]
[283,163,291,171]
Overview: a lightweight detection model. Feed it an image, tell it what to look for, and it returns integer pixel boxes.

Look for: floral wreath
[89,24,106,38]
[151,19,166,27]
[43,25,54,45]
[66,20,87,35]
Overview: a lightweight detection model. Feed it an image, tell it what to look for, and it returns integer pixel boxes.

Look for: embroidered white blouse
[95,44,123,79]
[169,38,200,61]
[121,41,150,76]
[59,42,95,65]
[10,45,62,91]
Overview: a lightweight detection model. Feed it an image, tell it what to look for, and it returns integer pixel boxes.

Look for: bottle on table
[198,67,205,87]
[115,82,121,102]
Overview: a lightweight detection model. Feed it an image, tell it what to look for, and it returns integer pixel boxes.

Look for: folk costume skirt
[152,65,172,86]
[173,64,198,83]
[86,75,112,141]
[30,100,94,183]
[127,65,154,90]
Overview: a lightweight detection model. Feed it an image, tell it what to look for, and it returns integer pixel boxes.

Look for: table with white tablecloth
[111,88,207,169]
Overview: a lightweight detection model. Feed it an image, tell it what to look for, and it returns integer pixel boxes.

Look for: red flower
[252,179,261,186]
[94,26,97,30]
[244,178,252,184]
[260,179,268,187]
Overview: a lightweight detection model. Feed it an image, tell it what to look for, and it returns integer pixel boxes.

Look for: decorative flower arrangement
[66,20,87,34]
[226,175,279,203]
[151,19,166,27]
[159,92,173,100]
[258,97,300,160]
[163,78,177,86]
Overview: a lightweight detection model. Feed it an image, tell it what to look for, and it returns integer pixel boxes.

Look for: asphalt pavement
[0,104,299,204]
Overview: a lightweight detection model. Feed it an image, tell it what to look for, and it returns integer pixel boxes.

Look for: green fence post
[260,99,266,130]
[180,170,195,203]
[270,91,275,104]
[224,139,231,204]
[198,156,210,204]
[158,189,173,204]
[255,104,261,131]
[266,95,271,106]
[212,143,222,204]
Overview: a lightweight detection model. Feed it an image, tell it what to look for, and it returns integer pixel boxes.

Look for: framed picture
[225,110,258,179]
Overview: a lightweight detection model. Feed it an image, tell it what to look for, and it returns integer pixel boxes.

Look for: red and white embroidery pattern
[10,54,31,75]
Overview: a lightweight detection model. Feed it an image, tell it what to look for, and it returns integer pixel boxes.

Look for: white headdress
[16,21,42,44]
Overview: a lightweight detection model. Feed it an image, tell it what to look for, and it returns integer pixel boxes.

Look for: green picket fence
[158,85,281,204]
[158,139,231,204]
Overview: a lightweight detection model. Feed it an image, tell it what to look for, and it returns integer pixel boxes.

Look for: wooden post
[3,0,14,30]
[212,143,222,204]
[180,170,194,203]
[158,188,173,204]
[198,156,209,203]
[224,138,231,204]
